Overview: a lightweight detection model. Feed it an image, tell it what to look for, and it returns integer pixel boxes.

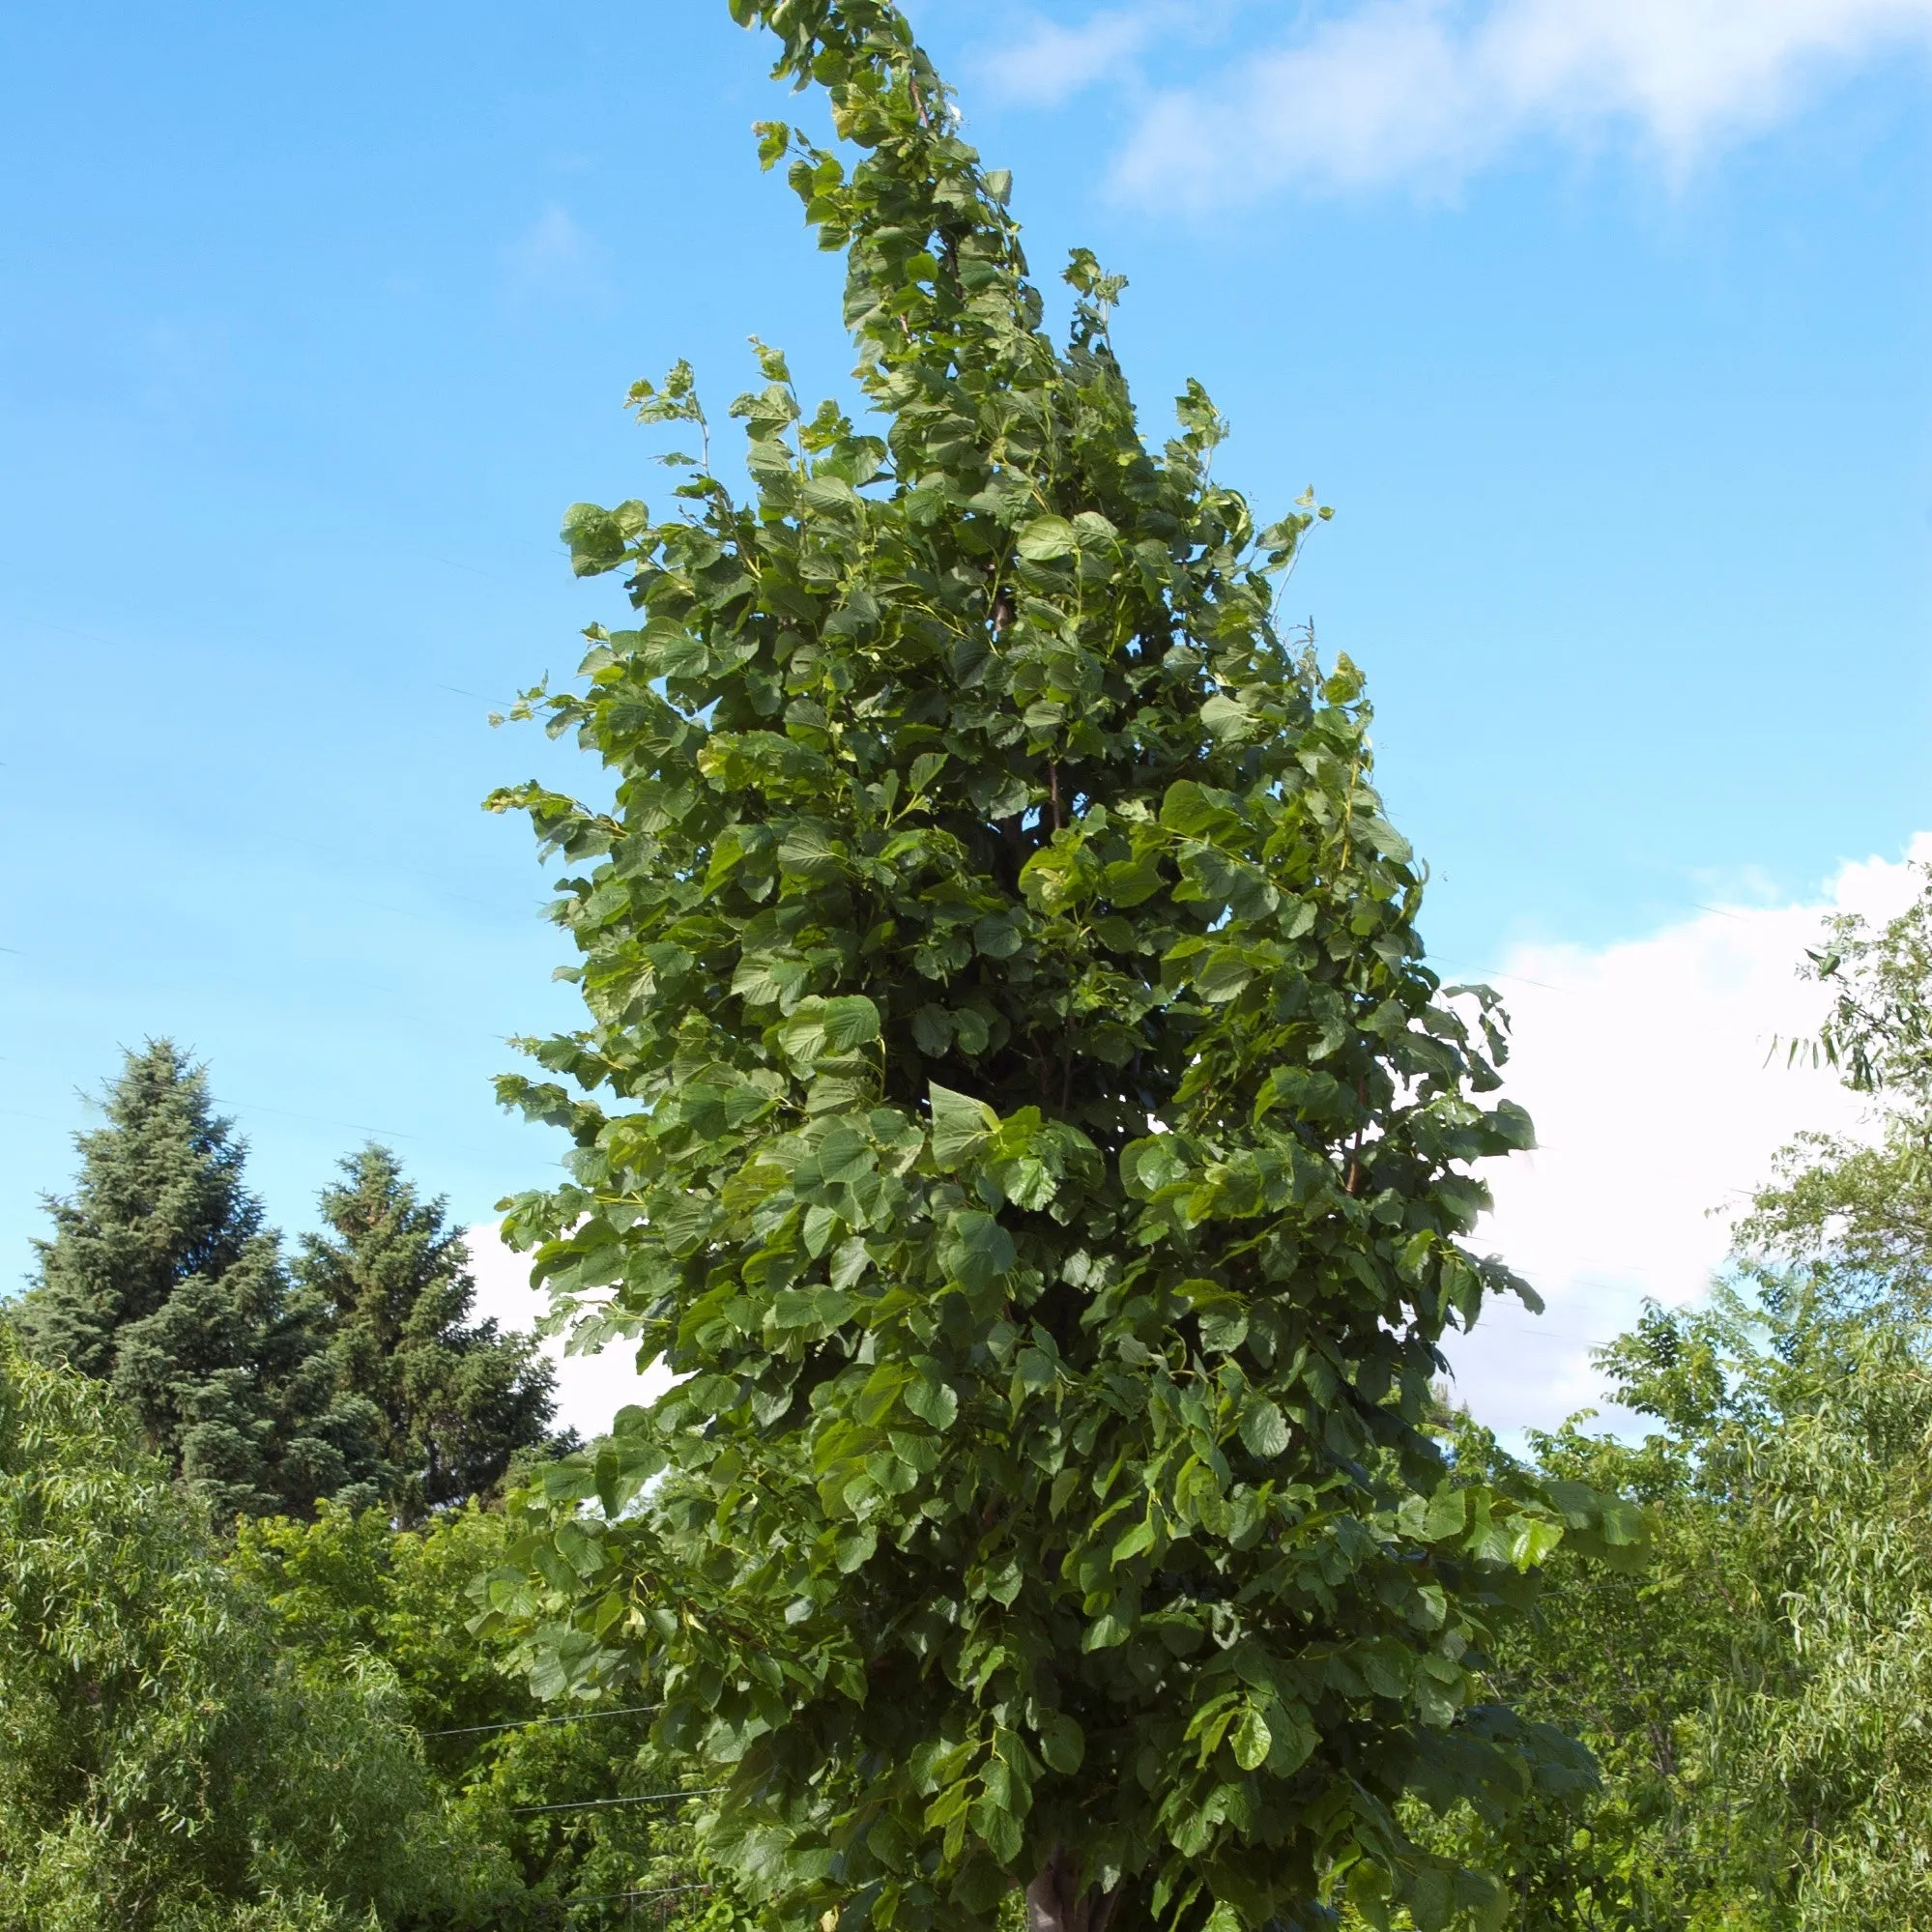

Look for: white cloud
[1445,835,1932,1438]
[995,0,1932,201]
[466,1227,671,1442]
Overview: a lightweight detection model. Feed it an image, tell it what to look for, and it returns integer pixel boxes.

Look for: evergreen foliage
[0,1327,524,1930]
[13,1041,384,1521]
[480,7,1634,1930]
[297,1145,567,1523]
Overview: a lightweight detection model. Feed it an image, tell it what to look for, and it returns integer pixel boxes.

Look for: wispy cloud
[985,0,1932,202]
[502,204,599,296]
[978,2,1187,106]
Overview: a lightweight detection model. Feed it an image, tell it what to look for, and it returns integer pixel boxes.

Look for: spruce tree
[297,1145,565,1524]
[14,1041,383,1521]
[479,7,1637,1929]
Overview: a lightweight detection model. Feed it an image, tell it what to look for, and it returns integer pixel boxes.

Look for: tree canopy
[298,1145,567,1523]
[480,6,1632,1931]
[235,1500,754,1926]
[13,1041,385,1521]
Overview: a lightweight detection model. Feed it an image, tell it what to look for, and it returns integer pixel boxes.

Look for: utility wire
[421,1702,661,1740]
[564,1884,713,1908]
[512,1789,724,1818]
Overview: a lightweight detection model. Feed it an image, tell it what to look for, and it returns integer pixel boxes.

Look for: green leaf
[1102,851,1165,908]
[1016,515,1076,560]
[820,996,879,1052]
[1195,947,1255,1004]
[1509,1516,1564,1569]
[1422,1485,1468,1542]
[972,911,1024,959]
[1036,1711,1083,1773]
[1406,1868,1453,1932]
[1361,813,1414,865]
[1238,1399,1289,1459]
[904,1369,960,1430]
[940,1210,1014,1293]
[775,994,879,1073]
[754,119,790,168]
[1200,691,1258,745]
[561,500,646,577]
[929,1082,997,1168]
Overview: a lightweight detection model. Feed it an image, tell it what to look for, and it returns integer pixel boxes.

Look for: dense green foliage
[14,1042,387,1520]
[480,8,1632,1932]
[297,1147,568,1523]
[235,1504,751,1927]
[1443,1283,1932,1932]
[0,1330,735,1928]
[0,1328,520,1930]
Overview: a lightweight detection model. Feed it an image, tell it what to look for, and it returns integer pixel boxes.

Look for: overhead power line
[563,1883,714,1912]
[421,1702,661,1740]
[512,1788,724,1817]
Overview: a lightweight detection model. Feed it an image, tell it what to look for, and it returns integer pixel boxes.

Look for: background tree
[296,1145,568,1523]
[1418,866,1932,1930]
[234,1501,754,1927]
[1415,1395,1760,1931]
[0,1326,528,1930]
[480,7,1632,1931]
[12,1041,383,1521]
[1435,1281,1932,1932]
[1750,861,1932,1306]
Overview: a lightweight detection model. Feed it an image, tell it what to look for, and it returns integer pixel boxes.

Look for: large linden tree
[477,6,1635,1930]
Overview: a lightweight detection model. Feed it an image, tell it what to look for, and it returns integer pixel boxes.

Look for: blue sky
[3,2,1928,1401]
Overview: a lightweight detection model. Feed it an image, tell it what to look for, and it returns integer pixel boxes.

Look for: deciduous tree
[236,1501,752,1927]
[481,7,1631,1929]
[1430,867,1932,1929]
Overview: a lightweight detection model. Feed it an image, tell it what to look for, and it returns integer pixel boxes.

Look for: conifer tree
[297,1145,565,1524]
[14,1041,383,1521]
[480,7,1637,1929]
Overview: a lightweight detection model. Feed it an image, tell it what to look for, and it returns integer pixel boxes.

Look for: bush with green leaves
[1436,1276,1932,1932]
[480,6,1634,1931]
[234,1502,755,1932]
[0,1327,525,1930]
